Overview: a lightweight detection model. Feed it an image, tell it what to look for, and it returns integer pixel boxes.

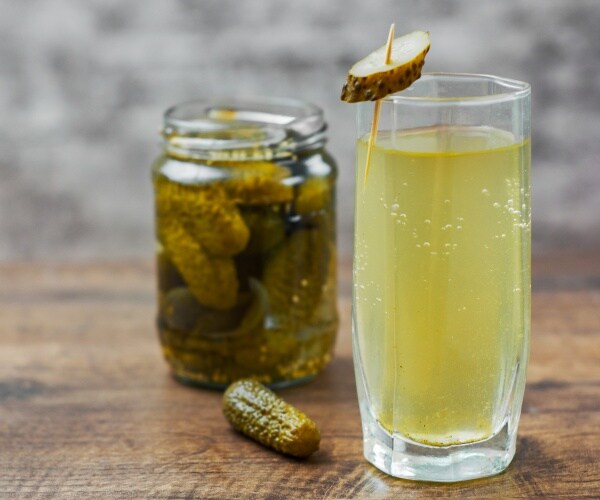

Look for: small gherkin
[160,287,251,335]
[263,228,329,330]
[154,175,250,256]
[223,379,321,457]
[222,162,293,205]
[159,219,238,310]
[295,177,332,214]
[197,278,267,341]
[240,208,286,254]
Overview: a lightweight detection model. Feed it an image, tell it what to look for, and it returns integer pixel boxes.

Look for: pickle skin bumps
[155,176,250,257]
[223,379,321,457]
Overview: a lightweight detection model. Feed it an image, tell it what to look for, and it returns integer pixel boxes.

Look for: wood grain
[0,258,599,499]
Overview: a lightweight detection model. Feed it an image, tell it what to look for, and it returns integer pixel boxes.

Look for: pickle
[157,249,186,292]
[223,162,293,205]
[263,228,329,329]
[234,328,297,371]
[161,287,204,332]
[193,293,252,337]
[308,242,338,326]
[155,162,337,387]
[199,278,267,341]
[155,175,250,256]
[160,219,238,309]
[295,177,331,214]
[241,208,286,254]
[160,287,253,338]
[340,30,430,103]
[222,379,321,457]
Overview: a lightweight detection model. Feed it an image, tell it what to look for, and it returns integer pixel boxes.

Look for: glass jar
[152,97,338,389]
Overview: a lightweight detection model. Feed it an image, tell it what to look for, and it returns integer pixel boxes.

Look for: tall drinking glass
[352,73,531,482]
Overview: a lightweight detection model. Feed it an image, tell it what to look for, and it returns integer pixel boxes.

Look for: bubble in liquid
[482,189,490,195]
[423,242,431,248]
[493,202,500,208]
[424,219,431,224]
[392,203,400,211]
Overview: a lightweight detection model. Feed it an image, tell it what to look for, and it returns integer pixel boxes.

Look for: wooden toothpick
[364,23,395,185]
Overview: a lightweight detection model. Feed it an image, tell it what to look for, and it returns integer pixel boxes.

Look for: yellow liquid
[354,126,530,446]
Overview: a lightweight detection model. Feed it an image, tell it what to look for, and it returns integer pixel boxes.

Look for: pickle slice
[223,379,320,457]
[155,176,250,256]
[340,30,430,103]
[160,219,238,310]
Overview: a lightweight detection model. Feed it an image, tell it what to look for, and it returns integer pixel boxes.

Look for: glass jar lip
[161,97,327,160]
[383,72,531,105]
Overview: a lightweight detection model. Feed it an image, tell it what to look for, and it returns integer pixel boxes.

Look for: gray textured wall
[1,0,599,260]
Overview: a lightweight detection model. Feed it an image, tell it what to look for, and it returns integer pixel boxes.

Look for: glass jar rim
[161,97,327,161]
[383,72,531,105]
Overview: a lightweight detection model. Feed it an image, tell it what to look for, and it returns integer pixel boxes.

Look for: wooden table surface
[1,255,599,499]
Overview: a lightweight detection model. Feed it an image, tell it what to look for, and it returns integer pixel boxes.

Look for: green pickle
[153,99,337,389]
[154,166,337,388]
[223,379,321,457]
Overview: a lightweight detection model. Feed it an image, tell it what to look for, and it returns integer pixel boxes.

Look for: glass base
[362,412,516,482]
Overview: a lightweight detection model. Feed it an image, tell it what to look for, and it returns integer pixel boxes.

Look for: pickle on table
[159,219,238,310]
[223,379,321,457]
[155,175,250,256]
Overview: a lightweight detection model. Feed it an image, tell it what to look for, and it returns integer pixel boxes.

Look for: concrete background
[1,0,599,260]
